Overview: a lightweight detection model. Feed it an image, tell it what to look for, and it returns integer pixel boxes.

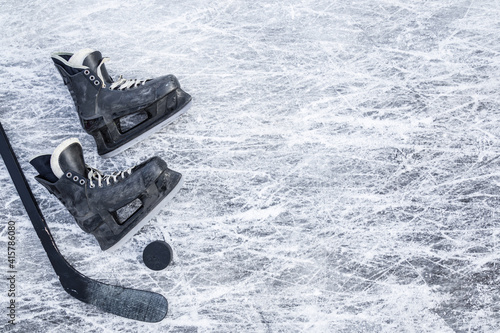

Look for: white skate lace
[110,75,148,90]
[87,166,133,188]
[96,58,149,90]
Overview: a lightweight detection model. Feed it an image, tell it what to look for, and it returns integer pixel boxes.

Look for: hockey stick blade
[0,122,168,323]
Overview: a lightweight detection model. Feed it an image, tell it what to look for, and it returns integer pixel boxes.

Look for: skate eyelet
[79,179,86,185]
[94,80,100,85]
[99,184,103,188]
[73,176,79,182]
[66,172,72,178]
[84,70,90,75]
[89,75,95,80]
[89,184,95,189]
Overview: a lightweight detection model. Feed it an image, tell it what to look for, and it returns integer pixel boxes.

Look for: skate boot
[30,138,183,251]
[51,49,192,158]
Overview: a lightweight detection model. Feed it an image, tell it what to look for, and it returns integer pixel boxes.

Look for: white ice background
[1,0,500,332]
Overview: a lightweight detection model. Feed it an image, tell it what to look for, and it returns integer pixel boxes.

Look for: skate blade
[105,175,185,252]
[100,100,193,158]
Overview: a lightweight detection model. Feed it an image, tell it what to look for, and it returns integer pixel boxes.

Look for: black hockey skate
[30,138,183,251]
[51,49,192,157]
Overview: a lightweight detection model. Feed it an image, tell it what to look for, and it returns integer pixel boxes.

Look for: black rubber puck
[142,241,173,271]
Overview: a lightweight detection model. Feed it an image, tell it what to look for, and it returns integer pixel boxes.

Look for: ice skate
[30,138,183,251]
[51,49,192,157]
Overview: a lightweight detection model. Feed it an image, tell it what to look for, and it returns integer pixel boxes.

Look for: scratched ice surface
[0,0,500,332]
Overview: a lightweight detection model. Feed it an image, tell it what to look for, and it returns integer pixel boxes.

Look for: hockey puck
[142,241,173,271]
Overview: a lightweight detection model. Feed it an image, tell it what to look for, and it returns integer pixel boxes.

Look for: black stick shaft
[0,123,69,272]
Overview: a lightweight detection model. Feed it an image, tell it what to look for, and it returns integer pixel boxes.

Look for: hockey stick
[0,122,168,322]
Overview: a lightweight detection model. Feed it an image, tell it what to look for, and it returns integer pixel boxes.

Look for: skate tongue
[68,49,113,85]
[68,48,95,67]
[82,51,114,85]
[50,138,87,179]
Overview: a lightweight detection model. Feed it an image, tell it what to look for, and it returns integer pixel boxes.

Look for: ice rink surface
[1,0,500,332]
